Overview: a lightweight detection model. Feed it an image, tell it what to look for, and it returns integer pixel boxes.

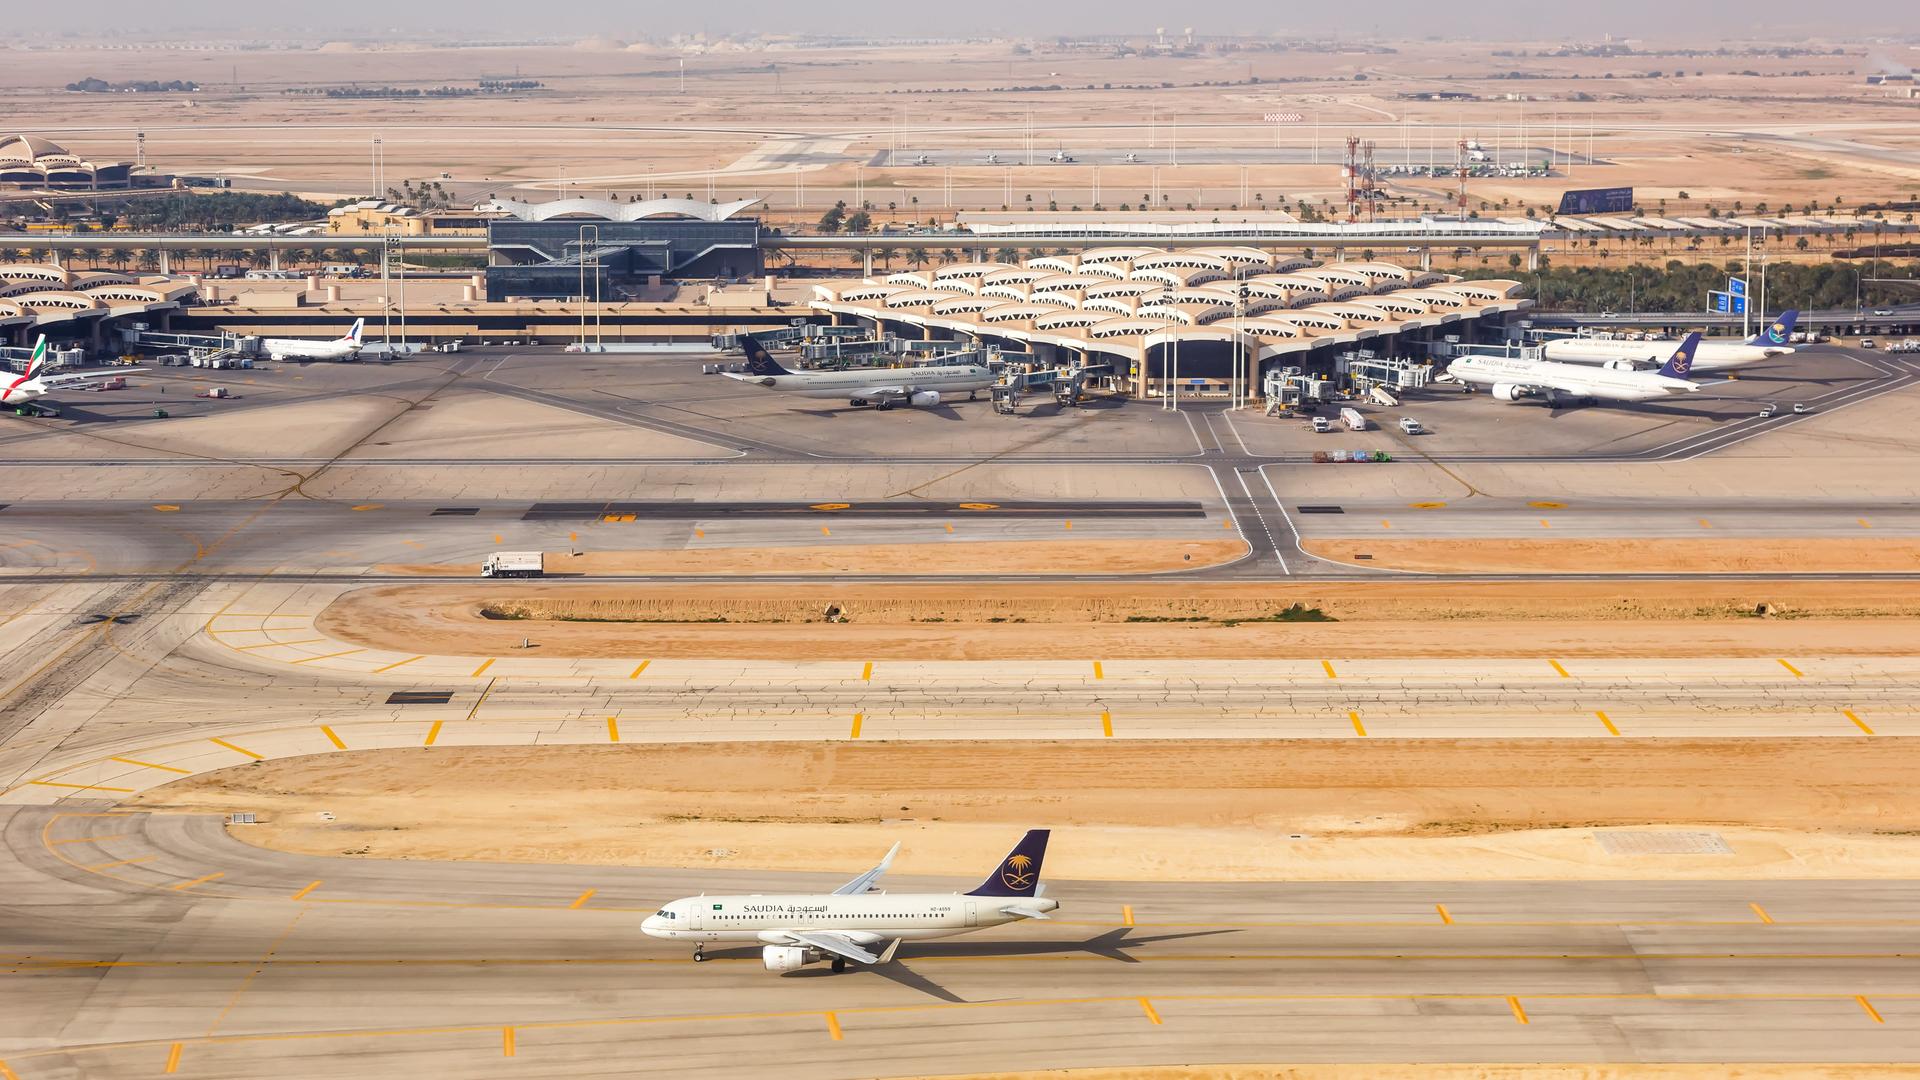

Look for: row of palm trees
[7,246,390,274]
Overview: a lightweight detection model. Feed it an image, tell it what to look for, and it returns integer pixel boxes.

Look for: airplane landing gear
[831,957,848,973]
[876,400,895,411]
[692,944,706,963]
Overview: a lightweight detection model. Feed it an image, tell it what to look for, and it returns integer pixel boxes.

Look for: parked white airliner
[726,333,994,409]
[2,336,141,409]
[262,319,365,361]
[1448,332,1704,406]
[1541,311,1798,372]
[642,830,1056,973]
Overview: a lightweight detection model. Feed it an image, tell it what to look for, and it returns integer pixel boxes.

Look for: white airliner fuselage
[1449,354,1700,404]
[644,891,1051,945]
[1540,337,1788,372]
[727,363,994,406]
[263,319,364,361]
[643,830,1056,973]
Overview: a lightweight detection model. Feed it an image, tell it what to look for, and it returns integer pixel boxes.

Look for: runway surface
[5,808,1919,1079]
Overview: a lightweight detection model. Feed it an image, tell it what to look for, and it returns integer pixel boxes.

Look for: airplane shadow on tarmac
[712,928,1240,1002]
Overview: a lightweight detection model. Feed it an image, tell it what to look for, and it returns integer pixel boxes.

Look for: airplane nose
[641,916,664,936]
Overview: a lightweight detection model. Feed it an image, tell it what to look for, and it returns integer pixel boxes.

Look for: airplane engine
[762,946,813,972]
[1490,383,1531,402]
[909,390,941,407]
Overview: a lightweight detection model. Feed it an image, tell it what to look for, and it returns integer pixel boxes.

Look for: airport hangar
[811,249,1529,397]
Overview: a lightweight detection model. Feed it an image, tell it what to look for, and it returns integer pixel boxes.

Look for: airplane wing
[856,386,910,400]
[35,368,144,387]
[833,841,901,895]
[779,931,900,966]
[999,904,1052,920]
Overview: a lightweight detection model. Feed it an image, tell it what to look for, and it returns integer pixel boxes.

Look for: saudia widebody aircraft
[724,333,994,410]
[1541,311,1798,372]
[642,830,1055,973]
[1448,332,1705,406]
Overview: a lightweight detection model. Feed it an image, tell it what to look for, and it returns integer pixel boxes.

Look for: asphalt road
[5,808,1918,1079]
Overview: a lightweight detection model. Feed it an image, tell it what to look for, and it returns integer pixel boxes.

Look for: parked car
[1311,415,1333,433]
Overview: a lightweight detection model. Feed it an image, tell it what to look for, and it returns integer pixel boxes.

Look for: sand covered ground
[921,1060,1920,1068]
[315,579,1920,660]
[375,538,1245,579]
[130,740,1920,882]
[1302,538,1920,575]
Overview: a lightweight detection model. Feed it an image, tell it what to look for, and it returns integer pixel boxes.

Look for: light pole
[577,223,601,351]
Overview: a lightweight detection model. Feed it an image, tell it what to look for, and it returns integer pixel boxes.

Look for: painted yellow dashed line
[1321,660,1337,678]
[109,756,190,774]
[1751,903,1775,925]
[472,658,496,677]
[1138,998,1163,1025]
[320,726,346,750]
[1596,711,1621,737]
[569,889,596,911]
[373,655,424,674]
[1549,659,1570,678]
[423,721,443,747]
[1436,904,1454,925]
[1349,711,1367,737]
[629,660,651,679]
[1844,710,1874,735]
[171,872,225,892]
[209,738,262,761]
[1101,711,1113,738]
[1092,661,1104,679]
[606,717,620,743]
[29,780,134,793]
[850,714,863,740]
[1507,996,1530,1024]
[824,1012,844,1041]
[1778,659,1804,678]
[292,881,322,901]
[290,649,363,666]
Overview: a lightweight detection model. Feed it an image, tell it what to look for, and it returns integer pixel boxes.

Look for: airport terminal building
[479,197,764,301]
[810,247,1529,396]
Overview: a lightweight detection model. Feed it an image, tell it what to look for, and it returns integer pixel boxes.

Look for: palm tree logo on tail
[1002,853,1036,890]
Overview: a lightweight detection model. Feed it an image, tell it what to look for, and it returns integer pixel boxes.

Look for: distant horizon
[7,0,1919,41]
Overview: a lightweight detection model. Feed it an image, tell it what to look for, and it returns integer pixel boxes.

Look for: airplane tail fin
[23,335,47,381]
[1656,332,1703,379]
[345,318,365,345]
[965,829,1049,898]
[739,334,792,377]
[1749,309,1798,347]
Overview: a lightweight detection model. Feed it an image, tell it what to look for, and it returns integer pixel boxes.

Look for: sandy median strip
[1302,537,1920,574]
[376,538,1245,578]
[314,580,1920,660]
[130,740,1920,882]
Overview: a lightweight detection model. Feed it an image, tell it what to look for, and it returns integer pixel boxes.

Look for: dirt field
[374,539,1244,578]
[925,1060,1920,1068]
[131,740,1920,882]
[1303,538,1920,575]
[2,38,1914,220]
[315,579,1920,659]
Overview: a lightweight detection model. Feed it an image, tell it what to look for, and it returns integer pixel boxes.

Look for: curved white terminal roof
[474,196,764,223]
[809,248,1529,371]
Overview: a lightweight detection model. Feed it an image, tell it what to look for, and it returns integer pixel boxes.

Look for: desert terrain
[316,579,1920,659]
[3,37,1916,223]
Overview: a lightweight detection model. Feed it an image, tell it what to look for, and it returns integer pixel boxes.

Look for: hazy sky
[10,0,1918,37]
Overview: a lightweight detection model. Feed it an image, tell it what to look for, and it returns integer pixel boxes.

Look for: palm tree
[137,248,161,274]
